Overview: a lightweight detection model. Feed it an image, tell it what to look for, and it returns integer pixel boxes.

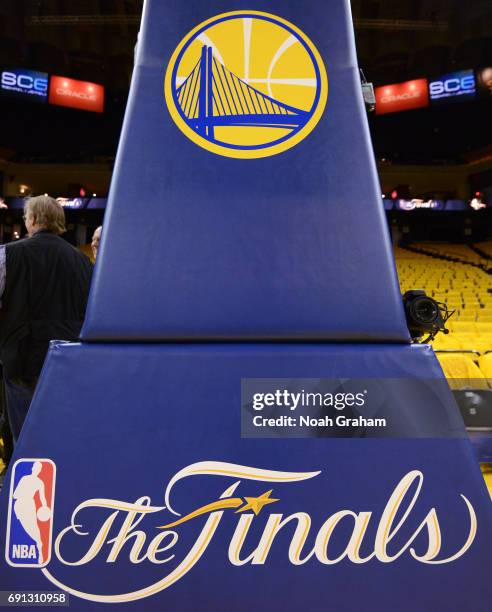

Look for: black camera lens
[411,297,439,324]
[402,290,451,342]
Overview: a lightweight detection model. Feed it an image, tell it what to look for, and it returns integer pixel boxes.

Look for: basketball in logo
[5,459,56,568]
[164,11,328,158]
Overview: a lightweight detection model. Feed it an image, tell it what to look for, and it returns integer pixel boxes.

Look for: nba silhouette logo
[5,458,56,567]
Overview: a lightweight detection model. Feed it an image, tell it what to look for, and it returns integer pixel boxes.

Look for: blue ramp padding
[469,432,492,463]
[0,342,490,611]
[81,0,409,341]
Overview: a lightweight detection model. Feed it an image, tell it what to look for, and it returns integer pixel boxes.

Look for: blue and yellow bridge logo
[164,11,328,159]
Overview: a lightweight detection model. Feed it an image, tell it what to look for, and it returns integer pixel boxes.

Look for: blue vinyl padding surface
[469,432,492,463]
[0,342,490,611]
[81,0,409,342]
[4,2,490,609]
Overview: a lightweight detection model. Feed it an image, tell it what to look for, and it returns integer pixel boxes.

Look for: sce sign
[1,70,48,98]
[429,70,476,101]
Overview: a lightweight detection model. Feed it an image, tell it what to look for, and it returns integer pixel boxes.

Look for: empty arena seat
[437,352,489,389]
[479,353,492,379]
[394,244,492,357]
[482,465,492,497]
[451,321,476,334]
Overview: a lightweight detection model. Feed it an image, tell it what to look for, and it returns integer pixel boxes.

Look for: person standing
[91,225,102,261]
[0,196,92,441]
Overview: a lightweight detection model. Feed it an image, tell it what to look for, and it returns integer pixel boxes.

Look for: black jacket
[0,231,92,380]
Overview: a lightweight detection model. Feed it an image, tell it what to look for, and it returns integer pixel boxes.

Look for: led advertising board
[397,199,445,211]
[48,76,104,113]
[429,69,476,103]
[0,69,48,101]
[6,197,107,210]
[375,79,429,115]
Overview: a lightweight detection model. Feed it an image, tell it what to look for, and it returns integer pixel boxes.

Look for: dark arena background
[0,1,491,610]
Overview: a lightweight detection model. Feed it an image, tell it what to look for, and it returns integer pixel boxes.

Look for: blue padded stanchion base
[81,0,409,342]
[0,342,490,611]
[469,432,492,463]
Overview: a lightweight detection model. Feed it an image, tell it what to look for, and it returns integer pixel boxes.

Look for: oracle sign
[375,79,429,115]
[48,76,104,113]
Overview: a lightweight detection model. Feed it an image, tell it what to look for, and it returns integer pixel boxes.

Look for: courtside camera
[402,290,454,343]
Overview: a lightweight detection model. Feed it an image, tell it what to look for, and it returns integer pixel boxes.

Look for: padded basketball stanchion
[0,342,491,610]
[0,1,491,610]
[470,433,492,463]
[80,0,409,343]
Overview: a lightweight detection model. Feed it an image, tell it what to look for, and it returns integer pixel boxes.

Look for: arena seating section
[397,242,492,491]
[395,242,492,367]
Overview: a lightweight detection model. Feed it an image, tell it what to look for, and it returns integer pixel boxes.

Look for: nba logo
[5,458,56,567]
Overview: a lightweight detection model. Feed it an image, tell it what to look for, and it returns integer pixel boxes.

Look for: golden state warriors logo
[164,11,328,159]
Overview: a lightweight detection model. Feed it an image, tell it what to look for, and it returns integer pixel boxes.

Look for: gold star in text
[235,490,279,516]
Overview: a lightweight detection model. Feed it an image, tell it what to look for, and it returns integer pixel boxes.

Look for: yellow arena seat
[477,322,492,333]
[481,465,492,498]
[395,245,492,359]
[478,353,492,379]
[436,352,489,389]
[450,321,476,334]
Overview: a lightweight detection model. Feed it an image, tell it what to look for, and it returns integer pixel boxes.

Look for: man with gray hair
[91,225,102,260]
[0,196,92,441]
